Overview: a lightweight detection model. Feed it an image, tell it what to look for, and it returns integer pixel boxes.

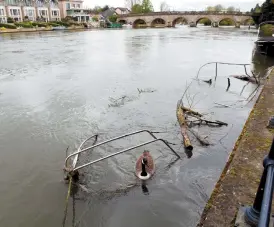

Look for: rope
[62,176,73,227]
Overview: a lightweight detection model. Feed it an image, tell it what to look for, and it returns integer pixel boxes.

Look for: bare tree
[160,1,170,12]
[125,0,141,10]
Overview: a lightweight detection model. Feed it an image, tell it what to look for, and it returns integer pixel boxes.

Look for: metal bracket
[64,130,180,172]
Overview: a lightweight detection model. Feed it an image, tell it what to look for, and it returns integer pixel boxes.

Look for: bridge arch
[172,17,188,27]
[133,19,147,28]
[196,17,213,26]
[151,18,166,27]
[242,18,254,25]
[118,19,127,25]
[218,18,236,26]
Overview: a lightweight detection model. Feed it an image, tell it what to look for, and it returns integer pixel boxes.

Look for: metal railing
[244,137,274,227]
[64,130,180,173]
[196,62,252,81]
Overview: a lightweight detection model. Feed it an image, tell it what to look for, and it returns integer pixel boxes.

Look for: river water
[0,26,273,227]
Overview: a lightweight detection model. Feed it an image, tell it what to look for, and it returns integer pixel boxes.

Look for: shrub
[260,24,274,37]
[14,22,34,28]
[51,21,70,27]
[7,17,14,23]
[48,22,60,27]
[32,22,47,27]
[0,23,17,29]
[92,16,99,22]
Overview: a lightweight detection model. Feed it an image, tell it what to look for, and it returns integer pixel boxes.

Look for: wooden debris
[181,106,203,117]
[187,116,228,127]
[176,101,193,151]
[187,128,211,146]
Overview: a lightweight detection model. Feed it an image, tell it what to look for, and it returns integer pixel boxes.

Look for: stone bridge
[118,11,252,28]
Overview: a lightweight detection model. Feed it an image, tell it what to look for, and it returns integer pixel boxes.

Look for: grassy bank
[198,68,274,226]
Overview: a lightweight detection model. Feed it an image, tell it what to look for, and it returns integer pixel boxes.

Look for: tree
[257,0,274,23]
[214,4,224,11]
[206,6,215,11]
[160,1,170,11]
[102,5,109,12]
[125,0,141,10]
[227,6,236,12]
[108,14,118,23]
[93,6,103,13]
[254,3,262,13]
[142,0,154,13]
[132,4,143,13]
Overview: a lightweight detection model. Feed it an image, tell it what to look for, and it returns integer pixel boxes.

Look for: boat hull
[255,41,274,56]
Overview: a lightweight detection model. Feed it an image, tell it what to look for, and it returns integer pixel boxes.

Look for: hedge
[32,22,47,27]
[14,22,34,28]
[0,23,17,29]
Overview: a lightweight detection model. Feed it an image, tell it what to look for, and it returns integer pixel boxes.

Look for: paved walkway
[198,68,274,227]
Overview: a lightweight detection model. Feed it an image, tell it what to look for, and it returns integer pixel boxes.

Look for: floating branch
[187,116,228,127]
[137,88,156,94]
[214,103,231,108]
[176,101,193,151]
[187,128,211,146]
[181,106,203,117]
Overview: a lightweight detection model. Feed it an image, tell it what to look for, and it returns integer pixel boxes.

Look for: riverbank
[0,25,86,34]
[198,68,274,226]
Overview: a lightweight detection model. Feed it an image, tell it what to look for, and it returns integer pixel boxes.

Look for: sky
[85,0,265,11]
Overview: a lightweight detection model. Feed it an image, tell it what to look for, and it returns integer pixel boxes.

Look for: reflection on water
[252,46,274,76]
[0,27,273,227]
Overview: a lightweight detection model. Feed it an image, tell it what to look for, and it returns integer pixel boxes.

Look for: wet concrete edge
[197,67,274,227]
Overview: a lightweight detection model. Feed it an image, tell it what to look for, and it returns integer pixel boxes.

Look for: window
[39,10,47,16]
[0,9,4,16]
[72,4,76,8]
[52,10,59,17]
[25,9,34,17]
[77,4,80,8]
[10,9,20,16]
[66,3,70,9]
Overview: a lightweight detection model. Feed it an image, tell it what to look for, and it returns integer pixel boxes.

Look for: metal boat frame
[64,130,180,173]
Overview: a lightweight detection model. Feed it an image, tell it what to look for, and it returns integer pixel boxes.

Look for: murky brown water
[0,27,273,227]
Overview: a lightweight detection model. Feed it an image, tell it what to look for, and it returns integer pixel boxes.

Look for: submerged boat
[255,21,274,56]
[122,24,132,29]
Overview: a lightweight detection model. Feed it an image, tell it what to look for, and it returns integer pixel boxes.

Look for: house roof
[115,7,130,12]
[101,8,116,18]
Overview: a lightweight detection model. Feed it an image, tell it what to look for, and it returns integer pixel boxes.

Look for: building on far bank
[0,0,61,22]
[58,0,90,22]
[0,3,7,23]
[115,7,130,15]
[0,0,130,23]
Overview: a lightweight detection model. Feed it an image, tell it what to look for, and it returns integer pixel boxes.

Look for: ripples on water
[0,27,274,227]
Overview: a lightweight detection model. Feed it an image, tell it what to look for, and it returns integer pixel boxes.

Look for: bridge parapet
[119,11,252,18]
